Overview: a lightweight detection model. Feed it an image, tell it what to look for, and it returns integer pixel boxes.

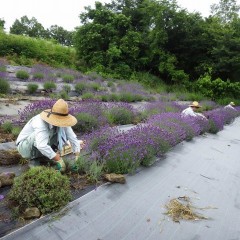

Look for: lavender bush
[104,102,137,125]
[142,101,184,120]
[15,99,55,124]
[205,107,240,133]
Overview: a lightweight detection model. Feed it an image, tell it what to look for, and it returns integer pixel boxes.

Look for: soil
[0,149,23,165]
[0,129,16,144]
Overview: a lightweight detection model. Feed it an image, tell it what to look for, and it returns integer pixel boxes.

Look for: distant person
[224,102,236,111]
[16,99,85,172]
[181,101,207,120]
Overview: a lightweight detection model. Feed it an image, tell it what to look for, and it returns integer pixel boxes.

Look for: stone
[0,172,16,187]
[23,207,41,219]
[104,173,126,184]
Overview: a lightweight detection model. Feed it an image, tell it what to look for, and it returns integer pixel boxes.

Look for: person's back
[224,102,236,111]
[181,101,207,120]
[181,106,197,117]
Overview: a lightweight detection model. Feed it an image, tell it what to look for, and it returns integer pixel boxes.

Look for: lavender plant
[16,99,55,124]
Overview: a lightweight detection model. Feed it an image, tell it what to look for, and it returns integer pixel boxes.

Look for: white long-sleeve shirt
[16,114,80,159]
[181,107,198,117]
[181,107,207,120]
[224,104,236,111]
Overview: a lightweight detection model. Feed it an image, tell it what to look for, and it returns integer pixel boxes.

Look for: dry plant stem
[165,196,208,222]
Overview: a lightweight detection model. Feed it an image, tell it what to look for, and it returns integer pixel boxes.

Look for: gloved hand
[55,158,66,173]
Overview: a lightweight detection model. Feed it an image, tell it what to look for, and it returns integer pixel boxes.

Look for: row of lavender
[0,61,152,101]
[82,106,240,174]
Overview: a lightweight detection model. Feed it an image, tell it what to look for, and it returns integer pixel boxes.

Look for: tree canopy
[74,0,240,83]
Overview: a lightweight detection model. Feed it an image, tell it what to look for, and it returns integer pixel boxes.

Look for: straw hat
[230,102,235,106]
[189,101,201,108]
[40,99,77,127]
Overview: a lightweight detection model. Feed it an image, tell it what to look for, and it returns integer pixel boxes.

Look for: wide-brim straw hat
[230,102,235,106]
[40,99,77,127]
[189,101,201,108]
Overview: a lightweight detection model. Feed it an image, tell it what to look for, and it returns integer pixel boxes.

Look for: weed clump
[8,166,72,215]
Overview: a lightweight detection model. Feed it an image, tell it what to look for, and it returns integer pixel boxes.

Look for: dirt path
[3,118,240,240]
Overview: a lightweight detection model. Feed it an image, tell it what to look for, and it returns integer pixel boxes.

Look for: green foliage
[118,92,144,102]
[32,72,44,80]
[196,73,240,99]
[106,107,135,125]
[100,93,120,102]
[2,121,13,133]
[27,83,38,94]
[216,97,240,106]
[62,74,74,83]
[89,82,101,91]
[0,78,10,94]
[104,153,140,174]
[107,81,114,87]
[47,25,73,46]
[74,155,90,174]
[74,112,99,133]
[43,81,56,90]
[11,126,21,137]
[16,70,29,80]
[58,90,69,100]
[75,82,86,94]
[62,84,71,93]
[88,161,103,183]
[8,166,71,214]
[0,65,6,72]
[81,92,94,100]
[0,31,76,68]
[10,16,48,38]
[208,120,219,134]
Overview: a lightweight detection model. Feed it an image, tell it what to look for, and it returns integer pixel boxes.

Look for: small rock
[104,173,126,184]
[23,207,41,219]
[0,172,16,187]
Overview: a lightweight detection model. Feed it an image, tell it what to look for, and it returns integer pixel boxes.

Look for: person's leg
[17,130,57,166]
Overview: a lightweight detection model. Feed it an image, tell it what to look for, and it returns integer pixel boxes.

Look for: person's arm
[64,127,81,155]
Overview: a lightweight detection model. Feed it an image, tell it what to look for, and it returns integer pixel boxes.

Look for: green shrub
[107,81,114,87]
[43,81,56,90]
[89,82,101,91]
[0,65,6,72]
[16,70,29,80]
[11,126,21,137]
[8,166,71,215]
[75,82,86,94]
[62,74,74,83]
[74,155,90,174]
[27,83,38,94]
[74,112,99,133]
[62,84,71,93]
[32,72,44,80]
[58,91,69,100]
[0,78,10,94]
[100,94,120,102]
[82,92,94,100]
[2,121,13,133]
[105,156,140,174]
[118,92,135,102]
[0,31,76,68]
[106,107,135,125]
[88,161,103,183]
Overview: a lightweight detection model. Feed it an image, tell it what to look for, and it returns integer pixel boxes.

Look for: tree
[47,25,73,46]
[10,16,48,38]
[211,0,240,24]
[0,18,5,30]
